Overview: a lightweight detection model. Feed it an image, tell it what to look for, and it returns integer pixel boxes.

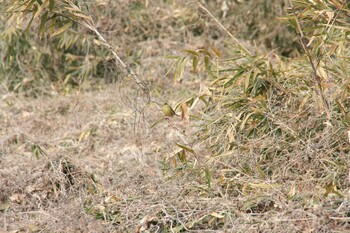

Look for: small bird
[162,103,179,117]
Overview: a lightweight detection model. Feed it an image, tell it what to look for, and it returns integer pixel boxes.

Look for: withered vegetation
[1,0,350,232]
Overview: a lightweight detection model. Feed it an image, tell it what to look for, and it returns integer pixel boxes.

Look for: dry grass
[2,0,350,232]
[2,81,350,232]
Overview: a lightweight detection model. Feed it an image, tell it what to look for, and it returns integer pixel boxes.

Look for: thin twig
[195,1,252,56]
[62,2,198,162]
[288,0,331,120]
[80,20,150,96]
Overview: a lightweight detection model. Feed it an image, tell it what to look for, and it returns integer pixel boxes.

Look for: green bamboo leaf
[31,144,46,159]
[204,56,210,70]
[198,49,212,56]
[205,166,211,188]
[175,143,195,154]
[177,150,187,163]
[224,70,244,88]
[164,55,180,59]
[183,49,199,56]
[39,11,48,37]
[192,56,198,73]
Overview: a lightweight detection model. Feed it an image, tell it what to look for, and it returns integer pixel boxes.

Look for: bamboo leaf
[204,56,210,70]
[180,102,190,124]
[223,70,244,88]
[51,21,73,37]
[23,0,37,13]
[175,143,195,154]
[198,49,211,56]
[192,56,198,73]
[240,112,255,131]
[34,0,49,19]
[39,11,48,37]
[183,49,199,56]
[211,46,222,57]
[205,166,211,188]
[177,150,187,163]
[173,56,187,81]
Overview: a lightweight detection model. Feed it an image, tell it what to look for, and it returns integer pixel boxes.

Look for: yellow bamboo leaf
[51,22,73,37]
[329,0,343,9]
[24,0,36,13]
[212,46,222,57]
[180,102,190,124]
[71,13,92,20]
[34,0,49,19]
[316,64,328,81]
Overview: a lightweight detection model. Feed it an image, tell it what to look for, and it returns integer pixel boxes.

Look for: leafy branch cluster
[186,0,350,190]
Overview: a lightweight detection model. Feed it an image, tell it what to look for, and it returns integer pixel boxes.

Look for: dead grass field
[2,81,350,232]
[2,0,350,232]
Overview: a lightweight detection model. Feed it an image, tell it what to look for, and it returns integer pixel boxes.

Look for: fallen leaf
[180,102,190,124]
